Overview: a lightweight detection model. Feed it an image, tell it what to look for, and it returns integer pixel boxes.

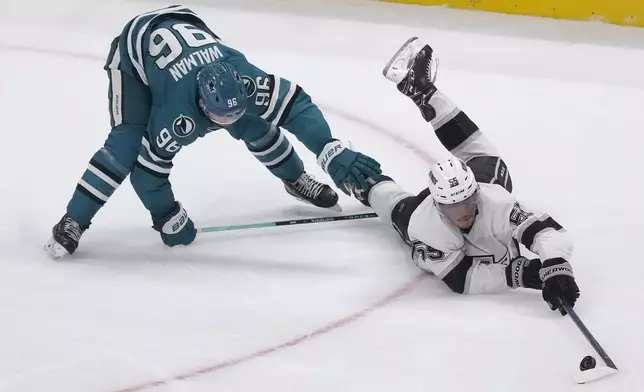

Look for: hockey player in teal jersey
[45,5,381,259]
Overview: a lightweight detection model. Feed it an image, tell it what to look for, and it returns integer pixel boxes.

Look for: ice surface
[0,1,643,391]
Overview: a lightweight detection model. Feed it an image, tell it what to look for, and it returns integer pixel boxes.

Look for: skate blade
[289,193,343,212]
[382,36,419,81]
[573,366,618,384]
[44,237,69,260]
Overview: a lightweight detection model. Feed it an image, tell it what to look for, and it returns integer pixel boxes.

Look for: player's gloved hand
[152,201,196,247]
[317,139,382,195]
[539,258,580,315]
[505,256,542,290]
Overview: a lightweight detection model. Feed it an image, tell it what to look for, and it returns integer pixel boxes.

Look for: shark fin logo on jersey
[172,115,196,138]
[242,76,256,97]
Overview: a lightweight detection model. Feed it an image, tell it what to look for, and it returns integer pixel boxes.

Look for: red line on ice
[114,273,429,392]
[112,107,437,392]
[0,41,440,392]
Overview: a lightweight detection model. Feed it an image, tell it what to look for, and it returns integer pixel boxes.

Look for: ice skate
[284,172,341,211]
[44,214,88,259]
[383,37,440,122]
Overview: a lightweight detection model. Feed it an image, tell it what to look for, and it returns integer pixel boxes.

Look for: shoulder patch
[411,240,446,262]
[510,202,533,226]
[242,75,256,97]
[173,115,196,137]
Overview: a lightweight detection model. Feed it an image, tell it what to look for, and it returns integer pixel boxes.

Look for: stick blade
[573,366,618,384]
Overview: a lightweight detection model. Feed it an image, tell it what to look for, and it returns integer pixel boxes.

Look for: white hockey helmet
[428,157,480,228]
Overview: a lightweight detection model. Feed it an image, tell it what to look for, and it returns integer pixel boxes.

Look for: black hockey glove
[505,256,542,290]
[539,258,580,315]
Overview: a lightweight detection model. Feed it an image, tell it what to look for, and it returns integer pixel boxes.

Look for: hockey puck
[580,355,597,371]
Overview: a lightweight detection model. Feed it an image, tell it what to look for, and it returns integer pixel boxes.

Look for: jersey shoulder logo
[510,202,533,226]
[411,240,446,263]
[242,75,256,97]
[172,115,196,137]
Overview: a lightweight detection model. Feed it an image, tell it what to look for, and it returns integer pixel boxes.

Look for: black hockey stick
[560,300,618,383]
[197,212,379,233]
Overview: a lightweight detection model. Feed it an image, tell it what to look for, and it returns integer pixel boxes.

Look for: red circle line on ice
[112,104,436,392]
[112,105,436,392]
[0,42,438,392]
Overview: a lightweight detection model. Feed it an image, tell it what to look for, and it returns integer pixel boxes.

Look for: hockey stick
[197,212,378,233]
[560,300,618,384]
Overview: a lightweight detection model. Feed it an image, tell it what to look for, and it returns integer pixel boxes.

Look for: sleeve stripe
[141,138,173,163]
[272,82,299,126]
[436,252,465,280]
[260,75,280,120]
[441,255,474,294]
[249,127,283,157]
[263,143,293,168]
[137,155,172,175]
[518,215,564,250]
[134,161,170,179]
[277,85,302,127]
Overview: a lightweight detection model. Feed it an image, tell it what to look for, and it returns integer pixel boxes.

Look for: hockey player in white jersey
[354,37,580,315]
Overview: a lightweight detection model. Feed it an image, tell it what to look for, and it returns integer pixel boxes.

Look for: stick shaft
[562,302,617,369]
[198,212,378,233]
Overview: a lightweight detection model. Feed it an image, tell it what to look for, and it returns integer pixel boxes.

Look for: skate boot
[44,214,88,259]
[284,172,340,211]
[382,37,440,122]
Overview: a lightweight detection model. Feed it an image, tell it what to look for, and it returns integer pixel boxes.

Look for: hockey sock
[429,91,480,152]
[66,147,128,226]
[246,125,304,182]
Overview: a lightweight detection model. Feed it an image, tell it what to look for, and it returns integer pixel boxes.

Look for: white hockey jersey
[368,180,573,294]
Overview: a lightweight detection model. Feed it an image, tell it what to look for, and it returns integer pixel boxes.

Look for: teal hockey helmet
[197,61,248,125]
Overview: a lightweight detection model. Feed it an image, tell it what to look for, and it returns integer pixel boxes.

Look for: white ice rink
[1,0,644,391]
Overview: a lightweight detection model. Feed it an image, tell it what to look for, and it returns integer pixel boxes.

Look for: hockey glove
[317,139,382,195]
[539,258,580,315]
[152,201,196,247]
[505,256,542,290]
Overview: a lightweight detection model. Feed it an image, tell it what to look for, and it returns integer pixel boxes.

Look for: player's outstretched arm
[232,59,381,192]
[412,243,511,294]
[130,136,196,247]
[510,201,580,314]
